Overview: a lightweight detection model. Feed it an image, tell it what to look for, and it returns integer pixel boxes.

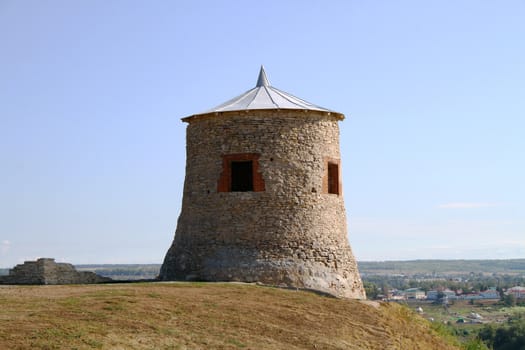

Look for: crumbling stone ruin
[160,67,365,299]
[0,258,111,285]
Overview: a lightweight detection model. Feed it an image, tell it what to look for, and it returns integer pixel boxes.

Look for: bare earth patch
[0,282,458,349]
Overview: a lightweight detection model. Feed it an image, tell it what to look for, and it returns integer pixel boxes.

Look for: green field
[408,300,525,325]
[358,259,525,276]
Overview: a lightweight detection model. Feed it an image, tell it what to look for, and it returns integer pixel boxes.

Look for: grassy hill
[0,282,459,349]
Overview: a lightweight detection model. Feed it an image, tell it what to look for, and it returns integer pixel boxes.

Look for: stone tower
[160,67,365,299]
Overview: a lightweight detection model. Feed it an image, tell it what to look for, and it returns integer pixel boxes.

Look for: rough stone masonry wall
[161,109,365,299]
[0,258,111,285]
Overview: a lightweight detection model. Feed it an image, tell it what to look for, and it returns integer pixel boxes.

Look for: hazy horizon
[3,257,525,270]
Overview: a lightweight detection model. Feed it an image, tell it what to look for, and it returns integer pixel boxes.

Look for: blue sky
[1,1,524,267]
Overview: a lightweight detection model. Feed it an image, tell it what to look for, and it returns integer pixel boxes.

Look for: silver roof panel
[185,66,343,120]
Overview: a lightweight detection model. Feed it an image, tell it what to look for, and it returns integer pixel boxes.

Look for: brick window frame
[322,157,342,195]
[217,153,265,192]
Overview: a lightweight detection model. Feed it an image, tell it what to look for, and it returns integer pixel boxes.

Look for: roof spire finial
[256,65,270,87]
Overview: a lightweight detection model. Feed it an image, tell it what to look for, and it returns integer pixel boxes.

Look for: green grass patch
[227,337,247,348]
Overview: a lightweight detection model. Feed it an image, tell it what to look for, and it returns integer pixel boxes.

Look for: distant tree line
[359,259,525,276]
[93,267,159,277]
[75,264,161,280]
[478,316,525,350]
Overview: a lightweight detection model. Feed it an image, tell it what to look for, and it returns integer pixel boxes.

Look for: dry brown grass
[0,282,459,349]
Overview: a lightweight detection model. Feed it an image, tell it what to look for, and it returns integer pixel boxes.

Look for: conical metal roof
[183,66,343,121]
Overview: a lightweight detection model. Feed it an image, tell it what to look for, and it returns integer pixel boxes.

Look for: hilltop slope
[0,282,458,349]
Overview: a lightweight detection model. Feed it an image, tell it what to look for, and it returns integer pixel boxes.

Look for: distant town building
[479,287,500,300]
[404,288,426,300]
[426,289,457,301]
[443,289,458,300]
[507,286,525,299]
[462,293,482,300]
[426,290,439,300]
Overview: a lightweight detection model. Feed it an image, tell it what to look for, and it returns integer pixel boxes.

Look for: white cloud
[1,240,11,254]
[437,202,502,209]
